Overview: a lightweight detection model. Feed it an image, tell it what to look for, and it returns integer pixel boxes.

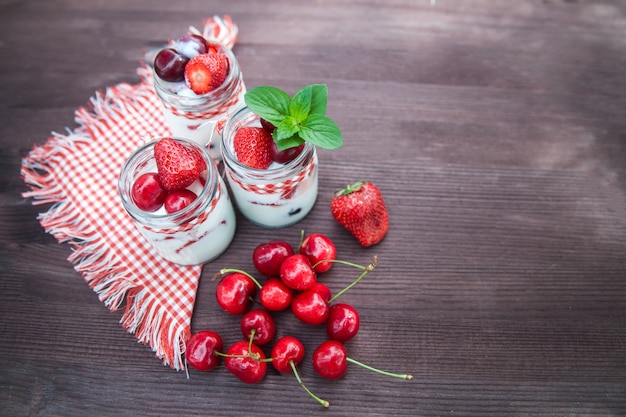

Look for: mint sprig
[244,84,343,151]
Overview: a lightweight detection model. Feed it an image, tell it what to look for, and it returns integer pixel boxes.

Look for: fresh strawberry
[184,52,229,94]
[233,127,273,169]
[330,181,389,247]
[154,138,206,191]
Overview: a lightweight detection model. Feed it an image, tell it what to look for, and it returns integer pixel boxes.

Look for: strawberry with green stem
[331,181,389,247]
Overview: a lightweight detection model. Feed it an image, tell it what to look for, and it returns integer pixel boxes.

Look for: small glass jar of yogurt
[118,138,236,265]
[221,107,319,228]
[152,42,246,161]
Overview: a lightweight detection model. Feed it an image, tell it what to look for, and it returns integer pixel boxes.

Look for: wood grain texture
[1,1,625,416]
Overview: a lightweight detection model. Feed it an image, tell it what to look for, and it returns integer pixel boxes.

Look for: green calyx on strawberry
[154,138,206,190]
[243,84,343,152]
[330,181,389,247]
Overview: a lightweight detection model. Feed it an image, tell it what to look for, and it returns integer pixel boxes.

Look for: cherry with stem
[241,308,276,345]
[271,336,330,408]
[215,330,273,384]
[185,330,223,372]
[312,340,413,381]
[212,268,263,315]
[291,255,377,326]
[299,231,337,273]
[212,268,263,289]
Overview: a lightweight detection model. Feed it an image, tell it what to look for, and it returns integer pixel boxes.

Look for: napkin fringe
[20,14,238,372]
[123,287,189,371]
[82,82,189,370]
[203,15,238,49]
[21,79,187,370]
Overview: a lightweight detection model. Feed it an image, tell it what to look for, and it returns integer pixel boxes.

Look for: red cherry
[300,233,337,273]
[271,335,305,373]
[270,142,304,164]
[312,340,348,380]
[131,172,167,212]
[291,288,330,325]
[260,118,276,133]
[271,336,330,408]
[224,341,267,384]
[259,278,293,311]
[327,303,360,342]
[280,254,317,291]
[164,189,197,213]
[252,240,294,277]
[310,282,332,303]
[313,341,413,381]
[175,33,209,58]
[154,48,189,82]
[240,308,276,346]
[185,330,223,371]
[215,272,257,315]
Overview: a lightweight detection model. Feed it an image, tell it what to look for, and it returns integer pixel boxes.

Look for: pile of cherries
[185,232,412,408]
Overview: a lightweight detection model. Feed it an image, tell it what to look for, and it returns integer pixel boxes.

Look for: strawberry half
[154,138,206,191]
[184,52,229,94]
[330,181,389,247]
[233,127,273,169]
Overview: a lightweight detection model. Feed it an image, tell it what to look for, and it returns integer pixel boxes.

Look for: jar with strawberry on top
[118,137,236,265]
[221,84,342,228]
[152,31,246,161]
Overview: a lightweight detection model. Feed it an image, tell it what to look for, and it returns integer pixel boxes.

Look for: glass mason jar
[152,42,246,161]
[118,138,236,265]
[221,107,319,228]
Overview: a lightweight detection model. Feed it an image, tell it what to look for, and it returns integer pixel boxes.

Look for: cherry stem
[346,357,413,381]
[211,268,263,289]
[214,331,273,362]
[214,351,247,359]
[289,360,330,408]
[312,255,377,272]
[248,329,255,353]
[327,255,378,304]
[299,229,305,249]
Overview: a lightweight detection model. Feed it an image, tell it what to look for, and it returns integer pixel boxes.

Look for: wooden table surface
[2,1,625,416]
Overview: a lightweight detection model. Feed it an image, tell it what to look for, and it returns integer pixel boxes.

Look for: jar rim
[152,42,241,107]
[221,106,316,181]
[118,137,218,227]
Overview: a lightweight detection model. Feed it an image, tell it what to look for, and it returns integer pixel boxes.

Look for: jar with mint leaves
[221,84,342,228]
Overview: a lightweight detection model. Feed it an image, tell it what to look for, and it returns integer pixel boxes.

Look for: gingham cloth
[21,16,239,370]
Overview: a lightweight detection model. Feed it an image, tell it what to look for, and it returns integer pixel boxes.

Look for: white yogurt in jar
[225,156,319,228]
[152,43,246,161]
[221,107,319,228]
[137,175,236,265]
[119,139,236,265]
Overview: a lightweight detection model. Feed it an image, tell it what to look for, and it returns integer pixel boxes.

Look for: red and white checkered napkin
[21,16,239,370]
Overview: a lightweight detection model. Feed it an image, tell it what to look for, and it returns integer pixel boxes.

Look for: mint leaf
[245,83,342,151]
[275,116,301,141]
[244,86,291,126]
[290,86,312,122]
[275,134,305,151]
[299,114,343,150]
[309,84,328,116]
